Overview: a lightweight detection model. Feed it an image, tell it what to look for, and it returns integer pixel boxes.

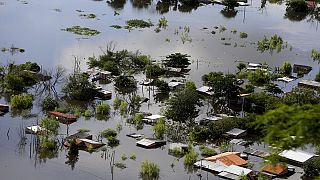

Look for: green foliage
[154,79,170,93]
[126,19,153,28]
[116,123,122,132]
[243,84,255,93]
[101,129,117,139]
[222,0,238,7]
[3,74,25,91]
[129,154,136,160]
[77,128,90,133]
[202,72,240,101]
[63,73,96,101]
[265,83,283,95]
[165,88,201,124]
[158,17,168,29]
[40,117,60,136]
[254,104,320,149]
[280,62,292,75]
[146,64,166,78]
[285,0,309,21]
[316,72,320,82]
[9,61,40,72]
[110,25,122,29]
[199,145,217,157]
[114,162,127,169]
[120,101,128,115]
[312,49,320,62]
[96,103,110,115]
[303,157,320,177]
[257,34,284,53]
[140,160,160,180]
[246,92,282,114]
[184,145,198,166]
[282,87,320,105]
[40,137,57,150]
[83,109,92,117]
[133,113,144,125]
[114,75,137,89]
[107,136,120,147]
[62,26,100,36]
[153,118,166,139]
[237,63,247,71]
[169,147,185,157]
[11,93,33,109]
[239,32,248,38]
[247,69,271,86]
[179,0,199,5]
[185,81,196,91]
[42,97,59,111]
[113,97,122,110]
[121,154,127,161]
[163,53,191,69]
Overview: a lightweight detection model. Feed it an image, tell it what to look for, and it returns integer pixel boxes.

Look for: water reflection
[107,0,127,10]
[220,7,238,18]
[131,0,152,9]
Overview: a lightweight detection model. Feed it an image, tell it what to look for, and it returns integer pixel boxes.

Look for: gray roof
[226,128,246,136]
[280,150,316,163]
[194,160,228,172]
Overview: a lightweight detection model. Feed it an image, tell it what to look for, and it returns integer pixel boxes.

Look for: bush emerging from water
[101,128,117,139]
[139,160,160,180]
[11,93,33,109]
[199,145,217,157]
[126,19,153,28]
[239,32,248,38]
[42,97,59,111]
[62,26,100,36]
[96,103,110,115]
[184,145,198,166]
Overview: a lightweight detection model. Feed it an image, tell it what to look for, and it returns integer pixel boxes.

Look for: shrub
[237,63,247,71]
[113,97,122,110]
[130,154,136,160]
[169,147,185,157]
[248,69,271,86]
[96,103,110,115]
[184,145,198,166]
[77,128,90,133]
[3,74,25,91]
[121,154,127,161]
[42,97,59,111]
[312,49,320,61]
[101,129,117,139]
[239,32,248,38]
[83,109,92,117]
[140,160,160,180]
[280,62,292,75]
[303,156,320,177]
[153,118,166,139]
[11,93,33,109]
[107,136,120,147]
[40,117,60,136]
[133,113,144,125]
[115,162,127,169]
[316,72,320,82]
[146,64,165,78]
[199,145,217,157]
[120,101,128,115]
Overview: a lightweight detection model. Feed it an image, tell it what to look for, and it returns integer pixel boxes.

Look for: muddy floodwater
[0,0,319,179]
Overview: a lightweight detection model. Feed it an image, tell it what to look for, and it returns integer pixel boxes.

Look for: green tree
[154,79,170,93]
[246,92,282,114]
[146,64,166,78]
[254,104,320,149]
[63,73,96,101]
[237,63,247,72]
[282,87,320,105]
[304,157,320,177]
[315,72,320,82]
[163,53,191,69]
[265,83,283,95]
[11,93,33,109]
[248,69,271,86]
[3,74,25,91]
[165,88,201,124]
[40,117,60,136]
[114,75,137,89]
[42,97,59,111]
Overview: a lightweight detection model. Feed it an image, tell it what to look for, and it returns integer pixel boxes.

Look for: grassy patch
[62,26,100,36]
[110,25,122,29]
[240,32,248,38]
[126,19,153,28]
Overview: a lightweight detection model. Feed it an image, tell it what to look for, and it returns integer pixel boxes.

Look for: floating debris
[79,13,96,19]
[110,25,122,29]
[126,19,153,28]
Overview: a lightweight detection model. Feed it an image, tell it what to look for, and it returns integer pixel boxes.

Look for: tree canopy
[163,53,191,69]
[63,73,96,101]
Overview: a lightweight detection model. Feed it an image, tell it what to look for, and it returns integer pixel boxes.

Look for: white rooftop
[280,150,315,163]
[226,128,246,136]
[168,81,184,88]
[145,114,165,120]
[277,77,294,82]
[136,138,156,147]
[223,165,252,176]
[196,86,214,95]
[248,63,262,67]
[194,160,228,172]
[26,125,45,133]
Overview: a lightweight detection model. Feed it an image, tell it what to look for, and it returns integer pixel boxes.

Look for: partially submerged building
[136,138,166,148]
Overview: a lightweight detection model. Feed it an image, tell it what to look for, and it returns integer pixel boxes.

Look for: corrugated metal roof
[280,150,315,163]
[194,160,228,172]
[262,164,288,175]
[223,165,252,176]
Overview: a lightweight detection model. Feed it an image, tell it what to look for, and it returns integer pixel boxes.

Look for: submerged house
[205,152,248,167]
[142,114,165,123]
[298,80,320,90]
[225,128,247,138]
[97,89,112,100]
[49,111,77,124]
[0,104,9,113]
[218,165,253,180]
[279,150,316,166]
[136,138,166,148]
[196,86,214,96]
[262,163,288,177]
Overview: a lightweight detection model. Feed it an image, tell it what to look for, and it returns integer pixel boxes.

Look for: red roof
[49,111,77,120]
[216,154,248,166]
[262,164,288,175]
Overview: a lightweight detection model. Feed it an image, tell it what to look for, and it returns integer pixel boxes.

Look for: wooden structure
[49,111,77,124]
